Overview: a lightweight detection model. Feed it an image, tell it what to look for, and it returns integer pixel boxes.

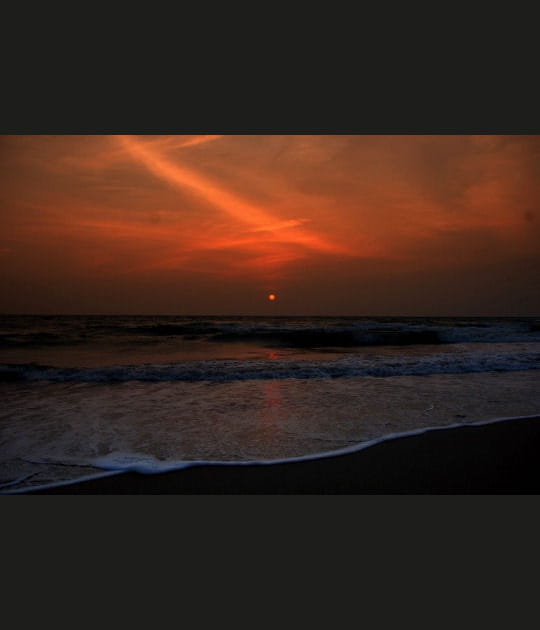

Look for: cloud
[2,134,540,314]
[117,135,353,268]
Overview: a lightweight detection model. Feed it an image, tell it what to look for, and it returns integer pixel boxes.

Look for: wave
[3,413,540,493]
[87,318,540,346]
[2,347,539,382]
[2,316,540,348]
[0,333,87,348]
[211,328,444,347]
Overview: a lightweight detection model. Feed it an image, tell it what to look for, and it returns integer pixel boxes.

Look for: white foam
[90,452,196,474]
[4,413,539,494]
[0,469,126,494]
[2,344,540,383]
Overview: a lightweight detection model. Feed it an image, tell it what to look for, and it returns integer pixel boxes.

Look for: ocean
[1,314,540,493]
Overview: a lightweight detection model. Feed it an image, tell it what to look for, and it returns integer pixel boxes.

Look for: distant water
[1,315,540,492]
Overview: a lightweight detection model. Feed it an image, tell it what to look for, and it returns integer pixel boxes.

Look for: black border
[3,59,540,592]
[4,68,540,136]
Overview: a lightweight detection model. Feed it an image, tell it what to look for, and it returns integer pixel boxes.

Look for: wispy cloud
[2,134,539,314]
[117,135,352,268]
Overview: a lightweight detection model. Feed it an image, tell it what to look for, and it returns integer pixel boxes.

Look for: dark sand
[27,415,540,494]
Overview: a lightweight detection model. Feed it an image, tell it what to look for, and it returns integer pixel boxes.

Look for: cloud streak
[117,135,351,263]
[2,134,539,315]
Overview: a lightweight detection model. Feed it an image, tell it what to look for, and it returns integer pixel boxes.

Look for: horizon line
[1,312,539,318]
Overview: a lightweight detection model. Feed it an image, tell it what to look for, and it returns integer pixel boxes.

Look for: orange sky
[1,134,539,315]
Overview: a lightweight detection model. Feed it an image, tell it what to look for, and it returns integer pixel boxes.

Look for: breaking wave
[2,347,539,383]
[1,315,540,349]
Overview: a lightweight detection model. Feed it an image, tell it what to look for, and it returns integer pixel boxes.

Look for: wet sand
[27,415,540,494]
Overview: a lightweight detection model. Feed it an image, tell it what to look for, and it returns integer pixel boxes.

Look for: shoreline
[16,414,540,494]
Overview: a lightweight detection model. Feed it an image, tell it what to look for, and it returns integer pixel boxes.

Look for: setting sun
[1,134,540,316]
[2,133,540,497]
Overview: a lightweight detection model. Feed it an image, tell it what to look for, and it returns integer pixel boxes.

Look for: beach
[2,135,540,496]
[2,315,539,494]
[23,414,540,494]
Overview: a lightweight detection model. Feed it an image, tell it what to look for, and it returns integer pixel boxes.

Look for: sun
[268,293,276,301]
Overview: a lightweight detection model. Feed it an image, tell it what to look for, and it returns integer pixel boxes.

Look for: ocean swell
[1,347,539,383]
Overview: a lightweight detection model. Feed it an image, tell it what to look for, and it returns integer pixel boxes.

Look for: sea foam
[1,344,539,382]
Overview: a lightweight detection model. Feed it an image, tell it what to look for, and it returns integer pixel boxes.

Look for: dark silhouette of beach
[27,415,540,494]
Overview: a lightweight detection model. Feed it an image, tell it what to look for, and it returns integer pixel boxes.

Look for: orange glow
[117,136,353,265]
[1,134,539,315]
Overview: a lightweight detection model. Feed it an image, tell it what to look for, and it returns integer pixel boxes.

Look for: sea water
[1,315,539,492]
